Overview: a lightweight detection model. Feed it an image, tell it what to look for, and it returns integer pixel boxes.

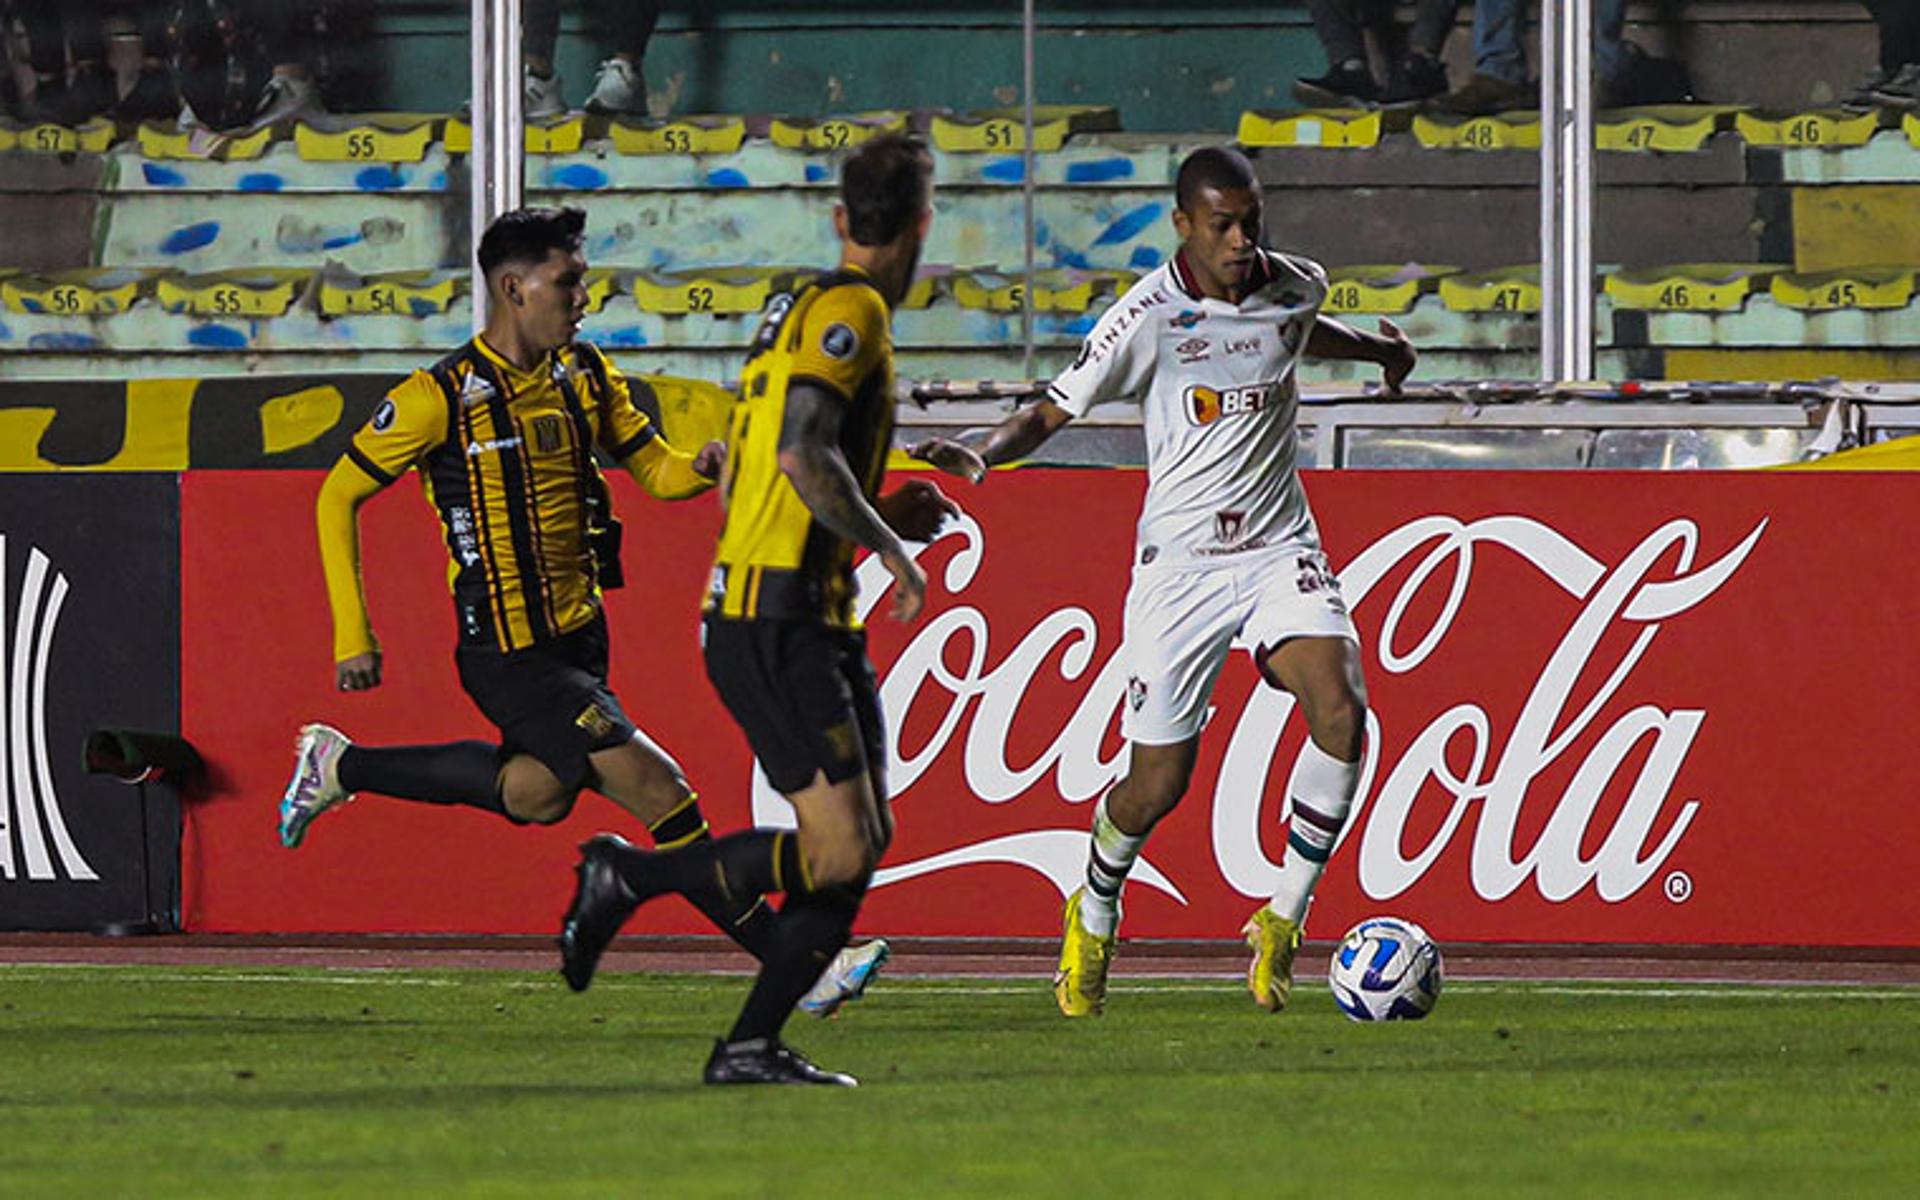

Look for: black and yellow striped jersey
[706,267,895,629]
[342,336,660,653]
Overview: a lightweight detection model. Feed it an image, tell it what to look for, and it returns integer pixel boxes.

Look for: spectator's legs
[524,0,561,75]
[1305,0,1370,70]
[592,0,663,63]
[1593,0,1630,85]
[1866,0,1920,71]
[1471,0,1526,84]
[1407,0,1460,60]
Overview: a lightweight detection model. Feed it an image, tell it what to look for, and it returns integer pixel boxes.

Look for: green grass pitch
[2,965,1915,1197]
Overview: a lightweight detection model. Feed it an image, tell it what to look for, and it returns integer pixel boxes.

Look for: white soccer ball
[1327,916,1443,1022]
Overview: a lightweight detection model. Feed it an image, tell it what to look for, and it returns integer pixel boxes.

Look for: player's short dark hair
[477,206,587,276]
[840,133,933,246]
[1175,146,1259,213]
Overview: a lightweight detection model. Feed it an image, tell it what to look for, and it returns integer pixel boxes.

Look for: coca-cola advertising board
[180,468,1920,946]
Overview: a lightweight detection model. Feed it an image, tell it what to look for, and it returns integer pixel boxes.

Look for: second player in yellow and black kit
[559,135,961,1087]
[700,265,897,792]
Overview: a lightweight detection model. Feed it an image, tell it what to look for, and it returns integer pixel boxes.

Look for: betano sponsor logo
[0,535,98,883]
[1185,381,1275,426]
[750,513,1764,908]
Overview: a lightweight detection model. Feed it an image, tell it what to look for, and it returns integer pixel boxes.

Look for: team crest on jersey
[821,322,859,360]
[574,701,618,740]
[1170,309,1206,329]
[1214,510,1247,543]
[369,399,396,432]
[1185,381,1275,426]
[1175,337,1211,364]
[531,414,565,453]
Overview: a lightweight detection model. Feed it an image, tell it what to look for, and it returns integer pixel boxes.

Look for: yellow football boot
[1242,906,1302,1012]
[1053,888,1118,1018]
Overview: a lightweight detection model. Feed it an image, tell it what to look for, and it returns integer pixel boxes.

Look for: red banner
[181,469,1920,945]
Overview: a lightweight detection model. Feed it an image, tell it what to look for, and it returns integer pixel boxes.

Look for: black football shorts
[455,611,636,792]
[702,615,884,795]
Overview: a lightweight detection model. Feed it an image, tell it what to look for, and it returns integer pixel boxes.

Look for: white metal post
[1540,0,1595,383]
[472,0,524,333]
[1021,0,1038,380]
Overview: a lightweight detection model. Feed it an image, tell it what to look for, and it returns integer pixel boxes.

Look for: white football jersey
[1047,249,1329,567]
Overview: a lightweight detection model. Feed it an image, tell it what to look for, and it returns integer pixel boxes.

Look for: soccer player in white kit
[912,146,1414,1016]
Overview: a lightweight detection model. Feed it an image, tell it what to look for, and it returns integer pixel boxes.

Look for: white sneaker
[584,57,647,116]
[247,72,323,131]
[279,723,353,849]
[797,939,891,1018]
[524,69,567,119]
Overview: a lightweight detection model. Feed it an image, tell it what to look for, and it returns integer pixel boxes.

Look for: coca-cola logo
[750,512,1766,910]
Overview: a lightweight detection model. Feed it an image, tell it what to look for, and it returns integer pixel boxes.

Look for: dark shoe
[1598,45,1696,108]
[1382,53,1450,106]
[703,1038,857,1087]
[1436,72,1534,116]
[1869,63,1920,111]
[116,66,182,123]
[557,834,641,992]
[1841,68,1892,113]
[1291,61,1380,108]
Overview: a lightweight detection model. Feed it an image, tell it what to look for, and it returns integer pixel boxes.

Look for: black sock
[336,742,507,816]
[611,828,807,907]
[727,883,863,1044]
[645,802,778,961]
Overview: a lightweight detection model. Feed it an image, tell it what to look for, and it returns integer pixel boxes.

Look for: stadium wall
[5,381,1917,946]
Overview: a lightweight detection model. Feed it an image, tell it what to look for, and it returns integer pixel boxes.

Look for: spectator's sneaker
[116,65,182,123]
[1869,63,1920,111]
[247,72,323,131]
[1382,53,1449,107]
[1841,67,1894,113]
[557,834,641,992]
[703,1038,857,1087]
[1436,72,1534,116]
[1053,888,1117,1018]
[798,939,891,1018]
[584,57,647,116]
[1291,62,1380,108]
[1242,906,1302,1013]
[280,723,353,849]
[524,69,567,119]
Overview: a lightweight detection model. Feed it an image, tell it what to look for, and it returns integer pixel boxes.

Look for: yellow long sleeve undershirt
[625,436,713,500]
[316,457,388,664]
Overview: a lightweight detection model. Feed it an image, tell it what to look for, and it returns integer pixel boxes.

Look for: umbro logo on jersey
[1175,337,1211,364]
[1184,381,1275,426]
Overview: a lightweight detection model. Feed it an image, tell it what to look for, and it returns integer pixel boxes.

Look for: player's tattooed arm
[779,382,928,621]
[909,398,1074,482]
[1307,315,1416,392]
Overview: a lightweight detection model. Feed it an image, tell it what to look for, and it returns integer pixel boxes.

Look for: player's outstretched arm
[908,397,1075,483]
[316,458,388,692]
[1306,316,1416,392]
[623,435,722,500]
[779,382,927,622]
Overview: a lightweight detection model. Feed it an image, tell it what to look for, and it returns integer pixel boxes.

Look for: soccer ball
[1327,916,1443,1022]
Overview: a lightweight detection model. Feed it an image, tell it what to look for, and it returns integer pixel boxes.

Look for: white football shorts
[1119,543,1359,745]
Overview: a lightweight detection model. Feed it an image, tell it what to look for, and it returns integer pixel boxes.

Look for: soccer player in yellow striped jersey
[279,207,892,1013]
[560,135,962,1087]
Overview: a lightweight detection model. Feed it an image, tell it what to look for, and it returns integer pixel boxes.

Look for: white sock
[1267,740,1359,926]
[1078,791,1143,939]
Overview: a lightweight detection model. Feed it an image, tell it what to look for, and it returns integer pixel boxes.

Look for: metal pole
[1021,0,1037,381]
[472,0,525,334]
[1540,0,1595,383]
